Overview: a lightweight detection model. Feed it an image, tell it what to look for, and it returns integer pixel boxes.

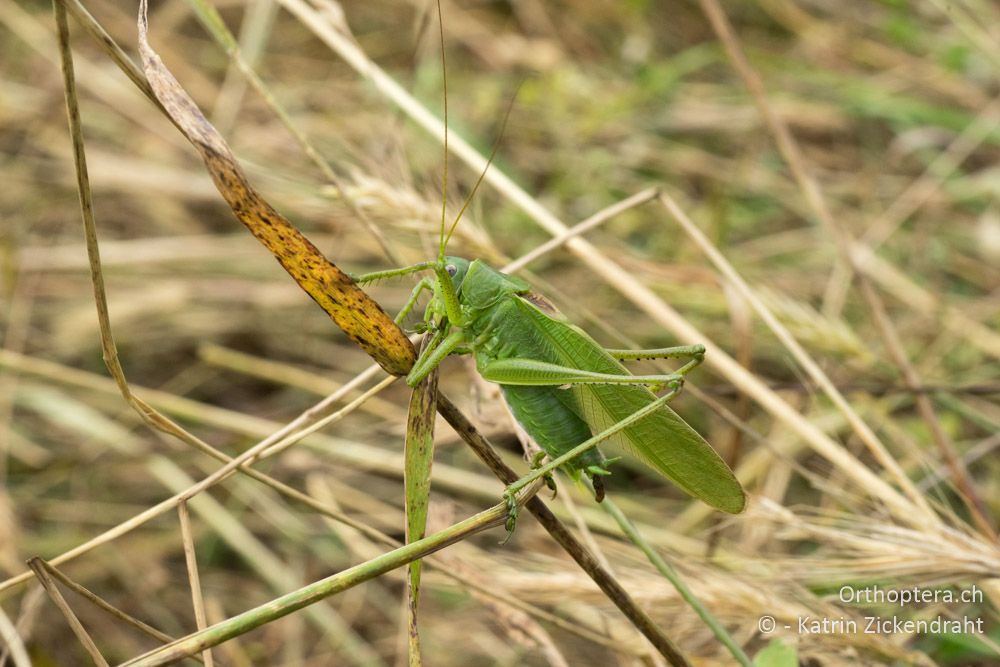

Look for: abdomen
[500,384,606,474]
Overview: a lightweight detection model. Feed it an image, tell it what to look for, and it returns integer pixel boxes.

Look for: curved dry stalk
[15,8,432,601]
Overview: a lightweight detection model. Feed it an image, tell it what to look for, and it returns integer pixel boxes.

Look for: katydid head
[441,256,471,289]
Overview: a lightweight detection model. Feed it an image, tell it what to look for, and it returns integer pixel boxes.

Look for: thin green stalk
[403,344,439,666]
[436,394,693,667]
[591,485,753,667]
[120,483,540,666]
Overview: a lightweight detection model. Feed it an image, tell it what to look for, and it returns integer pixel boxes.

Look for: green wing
[511,298,746,514]
[572,382,745,513]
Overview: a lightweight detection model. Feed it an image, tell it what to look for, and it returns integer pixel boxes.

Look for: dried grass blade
[26,558,109,667]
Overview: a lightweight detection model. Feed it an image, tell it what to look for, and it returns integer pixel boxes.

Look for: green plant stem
[436,394,693,667]
[592,486,754,667]
[119,484,539,666]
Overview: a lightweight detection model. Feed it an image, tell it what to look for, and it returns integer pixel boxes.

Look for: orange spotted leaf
[137,0,415,376]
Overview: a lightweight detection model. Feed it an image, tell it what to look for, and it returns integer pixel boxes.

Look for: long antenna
[436,0,449,261]
[443,83,521,250]
[433,1,521,254]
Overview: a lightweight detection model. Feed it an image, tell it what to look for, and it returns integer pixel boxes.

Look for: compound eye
[445,264,458,276]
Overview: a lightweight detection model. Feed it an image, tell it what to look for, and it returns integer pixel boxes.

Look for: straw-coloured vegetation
[1,0,998,665]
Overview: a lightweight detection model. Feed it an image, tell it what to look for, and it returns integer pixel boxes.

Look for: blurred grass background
[1,0,999,664]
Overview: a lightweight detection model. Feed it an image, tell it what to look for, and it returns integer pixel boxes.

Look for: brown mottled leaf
[136,0,414,376]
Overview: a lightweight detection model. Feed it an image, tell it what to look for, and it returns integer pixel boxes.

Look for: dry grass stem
[4,0,997,663]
